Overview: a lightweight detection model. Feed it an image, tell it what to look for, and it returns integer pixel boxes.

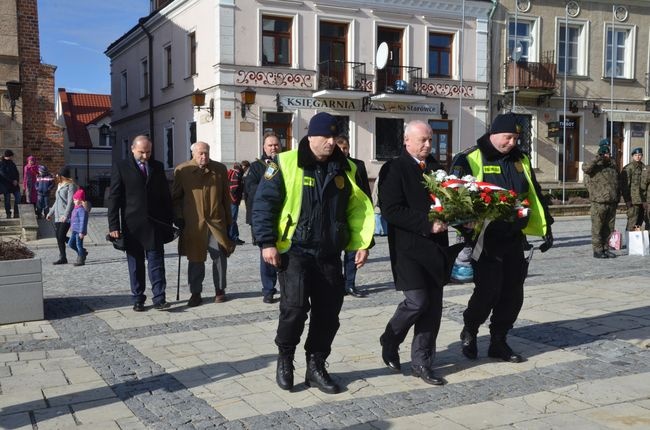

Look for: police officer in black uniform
[252,112,374,394]
[450,113,554,363]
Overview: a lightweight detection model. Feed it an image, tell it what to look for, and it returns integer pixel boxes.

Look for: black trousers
[54,222,70,259]
[385,287,443,367]
[464,239,528,336]
[275,251,344,357]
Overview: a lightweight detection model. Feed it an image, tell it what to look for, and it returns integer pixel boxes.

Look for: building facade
[106,0,493,179]
[0,0,64,188]
[493,0,650,184]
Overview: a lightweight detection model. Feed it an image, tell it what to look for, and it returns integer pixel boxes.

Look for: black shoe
[133,302,146,312]
[593,251,608,258]
[235,239,245,245]
[263,293,275,304]
[276,355,294,391]
[53,258,68,265]
[604,250,617,258]
[460,328,478,360]
[488,336,523,363]
[305,354,340,394]
[153,301,171,311]
[187,293,202,307]
[73,256,85,266]
[346,286,368,298]
[379,334,401,372]
[411,365,445,386]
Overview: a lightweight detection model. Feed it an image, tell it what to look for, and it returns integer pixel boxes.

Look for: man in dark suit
[378,120,452,386]
[108,135,175,312]
[335,136,371,298]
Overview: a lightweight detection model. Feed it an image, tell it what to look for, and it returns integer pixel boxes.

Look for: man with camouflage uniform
[620,147,647,231]
[583,139,620,258]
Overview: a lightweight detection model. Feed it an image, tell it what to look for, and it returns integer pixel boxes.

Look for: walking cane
[176,232,182,301]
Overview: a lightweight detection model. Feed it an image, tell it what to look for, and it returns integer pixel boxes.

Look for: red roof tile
[59,88,111,149]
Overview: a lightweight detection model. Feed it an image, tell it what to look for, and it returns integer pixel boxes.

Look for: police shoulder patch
[264,161,279,180]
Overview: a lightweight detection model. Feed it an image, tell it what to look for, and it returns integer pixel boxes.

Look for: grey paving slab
[0,209,649,429]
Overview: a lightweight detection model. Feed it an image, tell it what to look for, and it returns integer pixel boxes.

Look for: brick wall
[16,0,64,177]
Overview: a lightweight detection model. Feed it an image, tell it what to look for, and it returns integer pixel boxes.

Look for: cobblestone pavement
[1,209,649,429]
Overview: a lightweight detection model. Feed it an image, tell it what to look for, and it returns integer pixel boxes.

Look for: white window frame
[425,26,460,80]
[162,43,173,88]
[507,15,540,62]
[120,70,127,107]
[140,57,149,98]
[163,125,174,169]
[603,23,636,79]
[555,18,589,77]
[186,29,197,78]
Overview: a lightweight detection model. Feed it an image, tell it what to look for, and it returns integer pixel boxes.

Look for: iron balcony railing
[318,60,367,91]
[505,51,557,91]
[375,65,423,95]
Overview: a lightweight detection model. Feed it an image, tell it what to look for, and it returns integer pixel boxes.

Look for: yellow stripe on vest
[483,165,501,174]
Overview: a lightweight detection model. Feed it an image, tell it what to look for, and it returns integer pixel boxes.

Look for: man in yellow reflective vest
[252,112,374,394]
[450,113,554,363]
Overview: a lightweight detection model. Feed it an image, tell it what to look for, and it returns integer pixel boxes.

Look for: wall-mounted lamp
[440,102,448,119]
[240,87,256,119]
[569,100,579,113]
[191,89,214,119]
[275,93,283,113]
[591,103,601,118]
[5,80,22,120]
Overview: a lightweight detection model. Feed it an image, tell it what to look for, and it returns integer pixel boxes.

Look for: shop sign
[280,96,360,111]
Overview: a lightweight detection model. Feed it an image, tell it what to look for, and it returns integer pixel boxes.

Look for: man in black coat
[244,132,281,303]
[108,135,175,312]
[0,150,21,218]
[378,120,452,386]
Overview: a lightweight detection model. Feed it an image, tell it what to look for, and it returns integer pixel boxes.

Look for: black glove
[173,218,185,231]
[539,226,553,253]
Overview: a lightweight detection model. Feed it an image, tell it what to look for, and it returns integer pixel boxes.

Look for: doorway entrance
[558,115,580,181]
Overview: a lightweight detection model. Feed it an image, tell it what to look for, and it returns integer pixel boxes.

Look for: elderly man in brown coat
[172,141,235,306]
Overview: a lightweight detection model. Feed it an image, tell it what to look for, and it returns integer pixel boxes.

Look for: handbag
[627,230,650,256]
[608,229,622,250]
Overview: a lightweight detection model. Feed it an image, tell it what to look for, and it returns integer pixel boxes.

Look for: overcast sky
[38,0,149,94]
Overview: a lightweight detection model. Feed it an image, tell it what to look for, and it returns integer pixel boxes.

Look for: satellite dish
[376,42,389,70]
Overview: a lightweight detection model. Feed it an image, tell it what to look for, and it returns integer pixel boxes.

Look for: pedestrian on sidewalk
[107,135,175,312]
[23,155,39,214]
[378,120,452,386]
[227,162,245,245]
[36,165,54,219]
[245,132,281,303]
[253,112,374,394]
[172,141,235,307]
[46,167,78,265]
[335,135,371,298]
[583,139,620,259]
[0,150,21,218]
[68,188,89,266]
[450,113,554,363]
[620,147,647,230]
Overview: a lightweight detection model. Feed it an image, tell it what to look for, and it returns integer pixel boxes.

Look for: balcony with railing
[504,51,557,96]
[313,60,370,99]
[370,65,426,103]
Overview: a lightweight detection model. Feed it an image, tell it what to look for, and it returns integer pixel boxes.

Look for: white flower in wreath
[434,169,447,182]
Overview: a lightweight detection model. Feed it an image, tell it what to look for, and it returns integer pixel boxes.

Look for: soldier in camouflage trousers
[620,147,647,230]
[583,141,620,259]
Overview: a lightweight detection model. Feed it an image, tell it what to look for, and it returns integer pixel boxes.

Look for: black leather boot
[305,353,340,394]
[460,327,478,360]
[276,354,294,391]
[488,334,523,363]
[379,324,401,371]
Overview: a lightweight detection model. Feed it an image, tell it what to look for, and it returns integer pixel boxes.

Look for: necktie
[419,161,425,170]
[139,162,147,177]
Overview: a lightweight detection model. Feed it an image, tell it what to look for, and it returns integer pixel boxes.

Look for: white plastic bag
[627,230,650,256]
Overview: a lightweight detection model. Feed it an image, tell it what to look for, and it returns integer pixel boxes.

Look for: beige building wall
[0,0,22,160]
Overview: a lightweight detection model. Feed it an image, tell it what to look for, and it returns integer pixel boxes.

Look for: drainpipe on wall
[487,0,498,118]
[138,18,155,158]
